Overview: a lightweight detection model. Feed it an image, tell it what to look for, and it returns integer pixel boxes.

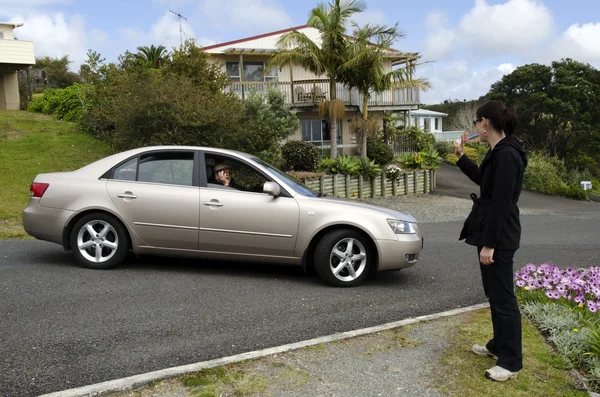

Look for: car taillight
[30,183,49,198]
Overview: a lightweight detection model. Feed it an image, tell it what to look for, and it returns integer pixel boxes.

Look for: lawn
[0,110,113,238]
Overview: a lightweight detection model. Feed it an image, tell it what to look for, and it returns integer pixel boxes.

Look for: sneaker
[485,366,519,381]
[472,344,498,360]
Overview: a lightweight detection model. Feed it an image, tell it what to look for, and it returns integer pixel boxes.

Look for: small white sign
[581,181,592,190]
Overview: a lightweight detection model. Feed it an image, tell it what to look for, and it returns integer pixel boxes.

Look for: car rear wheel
[70,213,129,269]
[314,229,372,287]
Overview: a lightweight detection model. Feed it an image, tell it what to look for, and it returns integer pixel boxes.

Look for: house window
[301,119,342,146]
[434,118,439,131]
[423,118,431,132]
[225,61,278,82]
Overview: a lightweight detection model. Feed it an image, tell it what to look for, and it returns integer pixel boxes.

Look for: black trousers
[478,247,523,372]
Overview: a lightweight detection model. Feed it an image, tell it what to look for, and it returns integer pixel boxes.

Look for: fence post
[320,175,325,195]
[424,170,429,193]
[333,174,338,197]
[404,173,409,196]
[392,176,397,196]
[358,175,364,199]
[345,174,351,198]
[371,175,377,198]
[381,171,387,197]
[414,170,419,194]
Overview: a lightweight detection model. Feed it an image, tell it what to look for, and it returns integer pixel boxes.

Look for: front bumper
[377,234,423,271]
[23,199,74,246]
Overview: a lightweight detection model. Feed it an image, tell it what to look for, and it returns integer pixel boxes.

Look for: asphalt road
[1,165,599,397]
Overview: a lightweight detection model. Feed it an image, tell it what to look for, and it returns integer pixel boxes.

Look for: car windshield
[251,158,318,198]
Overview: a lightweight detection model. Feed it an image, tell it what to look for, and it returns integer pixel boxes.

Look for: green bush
[434,141,452,157]
[446,146,482,166]
[422,148,442,170]
[359,158,382,179]
[29,84,86,122]
[524,152,568,195]
[366,137,394,166]
[398,152,425,170]
[397,126,436,151]
[331,155,360,175]
[317,157,335,173]
[281,140,319,171]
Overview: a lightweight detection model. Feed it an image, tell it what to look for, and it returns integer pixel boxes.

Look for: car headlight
[387,219,418,234]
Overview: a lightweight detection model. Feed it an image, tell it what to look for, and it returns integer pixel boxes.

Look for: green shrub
[524,152,567,195]
[29,84,86,122]
[446,146,482,166]
[281,140,319,171]
[434,141,452,157]
[331,155,360,175]
[422,148,442,170]
[317,157,335,173]
[366,137,394,166]
[397,126,436,151]
[557,185,588,200]
[398,152,425,170]
[359,158,382,179]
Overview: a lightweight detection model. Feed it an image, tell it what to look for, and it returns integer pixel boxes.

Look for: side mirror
[263,182,280,197]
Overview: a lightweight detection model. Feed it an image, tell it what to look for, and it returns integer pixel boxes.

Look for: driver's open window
[204,154,268,193]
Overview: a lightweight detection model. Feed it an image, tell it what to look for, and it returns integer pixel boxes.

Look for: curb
[39,303,490,397]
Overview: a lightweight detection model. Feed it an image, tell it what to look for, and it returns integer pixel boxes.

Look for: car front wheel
[70,213,129,269]
[314,229,372,287]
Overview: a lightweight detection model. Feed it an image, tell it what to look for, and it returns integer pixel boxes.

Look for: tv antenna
[169,10,188,47]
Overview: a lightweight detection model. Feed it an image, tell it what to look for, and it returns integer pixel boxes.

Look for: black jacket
[457,136,528,250]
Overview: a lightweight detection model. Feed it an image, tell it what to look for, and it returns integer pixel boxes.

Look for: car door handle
[203,201,223,207]
[117,192,137,199]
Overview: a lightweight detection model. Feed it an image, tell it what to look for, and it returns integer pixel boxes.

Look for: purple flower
[588,301,598,313]
[516,280,526,287]
[575,295,585,304]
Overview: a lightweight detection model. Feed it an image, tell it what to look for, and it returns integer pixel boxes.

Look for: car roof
[74,146,256,176]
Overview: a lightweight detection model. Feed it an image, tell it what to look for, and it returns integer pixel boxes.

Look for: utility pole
[169,10,187,48]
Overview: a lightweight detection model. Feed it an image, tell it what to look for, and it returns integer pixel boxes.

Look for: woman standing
[454,100,527,381]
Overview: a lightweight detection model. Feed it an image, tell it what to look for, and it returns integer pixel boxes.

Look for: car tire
[70,212,130,270]
[314,229,373,287]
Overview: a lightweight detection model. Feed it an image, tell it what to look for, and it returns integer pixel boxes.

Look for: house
[202,25,421,156]
[0,22,34,110]
[397,108,465,142]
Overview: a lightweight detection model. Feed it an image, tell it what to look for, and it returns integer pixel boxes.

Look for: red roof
[201,25,310,51]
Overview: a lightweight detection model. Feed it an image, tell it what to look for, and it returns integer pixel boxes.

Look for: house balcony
[0,39,35,70]
[225,79,420,110]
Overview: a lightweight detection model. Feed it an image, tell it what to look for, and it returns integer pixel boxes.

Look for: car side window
[113,158,138,181]
[138,152,195,186]
[205,154,269,193]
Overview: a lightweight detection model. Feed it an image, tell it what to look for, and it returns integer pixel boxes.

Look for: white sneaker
[471,344,498,360]
[485,366,519,381]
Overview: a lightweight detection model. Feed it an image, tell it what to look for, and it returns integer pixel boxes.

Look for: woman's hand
[480,246,495,265]
[216,171,231,186]
[454,132,469,157]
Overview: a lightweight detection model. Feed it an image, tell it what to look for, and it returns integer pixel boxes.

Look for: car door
[106,150,200,250]
[198,152,300,259]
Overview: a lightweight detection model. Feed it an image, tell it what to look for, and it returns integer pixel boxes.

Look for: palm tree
[134,45,169,69]
[268,0,366,159]
[343,23,431,158]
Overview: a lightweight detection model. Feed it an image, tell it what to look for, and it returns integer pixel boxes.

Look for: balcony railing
[225,79,420,108]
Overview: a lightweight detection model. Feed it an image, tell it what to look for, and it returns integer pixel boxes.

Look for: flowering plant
[515,264,600,313]
[386,164,402,180]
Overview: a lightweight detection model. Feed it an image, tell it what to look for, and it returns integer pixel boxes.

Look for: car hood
[305,196,417,223]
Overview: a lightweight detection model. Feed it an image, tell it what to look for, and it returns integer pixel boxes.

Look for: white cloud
[418,61,514,104]
[553,23,600,65]
[350,10,388,29]
[200,0,293,33]
[6,12,105,69]
[459,0,554,56]
[147,11,197,49]
[423,11,457,61]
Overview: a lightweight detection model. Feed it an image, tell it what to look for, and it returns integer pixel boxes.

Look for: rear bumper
[377,234,423,271]
[22,199,74,246]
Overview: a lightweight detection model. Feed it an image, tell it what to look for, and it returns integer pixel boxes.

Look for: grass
[435,309,588,397]
[0,110,113,239]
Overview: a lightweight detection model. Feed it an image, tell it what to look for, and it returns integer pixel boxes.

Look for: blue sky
[2,0,600,103]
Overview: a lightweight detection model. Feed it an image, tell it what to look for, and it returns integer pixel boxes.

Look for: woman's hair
[476,100,518,135]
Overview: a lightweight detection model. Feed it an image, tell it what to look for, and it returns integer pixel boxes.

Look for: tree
[269,0,366,159]
[133,45,169,68]
[446,100,482,133]
[34,55,81,88]
[485,59,600,171]
[343,23,430,157]
[241,89,299,164]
